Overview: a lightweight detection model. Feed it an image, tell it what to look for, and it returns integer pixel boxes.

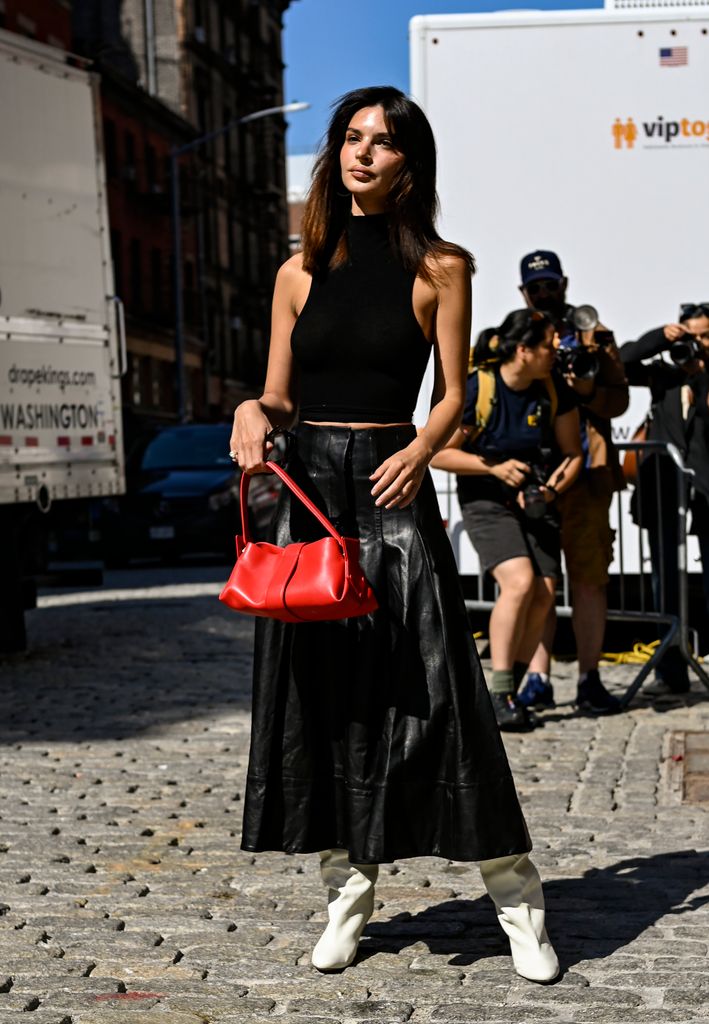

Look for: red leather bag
[219,460,378,623]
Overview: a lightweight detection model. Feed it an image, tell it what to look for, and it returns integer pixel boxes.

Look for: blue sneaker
[517,673,555,709]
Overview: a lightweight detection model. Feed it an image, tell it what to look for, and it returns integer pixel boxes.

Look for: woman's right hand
[490,459,530,488]
[664,323,687,343]
[230,400,274,474]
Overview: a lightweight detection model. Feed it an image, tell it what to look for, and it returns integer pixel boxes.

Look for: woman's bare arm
[230,254,307,472]
[433,395,584,499]
[431,428,531,488]
[370,254,472,509]
[547,407,583,495]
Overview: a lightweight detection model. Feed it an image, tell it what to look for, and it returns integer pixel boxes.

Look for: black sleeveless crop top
[290,213,432,423]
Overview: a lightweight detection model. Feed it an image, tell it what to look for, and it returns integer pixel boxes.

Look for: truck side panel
[0,31,124,505]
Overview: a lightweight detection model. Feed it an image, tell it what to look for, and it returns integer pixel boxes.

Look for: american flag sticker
[659,47,688,67]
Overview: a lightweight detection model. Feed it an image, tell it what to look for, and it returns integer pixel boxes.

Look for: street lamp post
[170,101,309,422]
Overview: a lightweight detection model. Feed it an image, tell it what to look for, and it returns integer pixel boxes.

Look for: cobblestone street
[1,566,709,1024]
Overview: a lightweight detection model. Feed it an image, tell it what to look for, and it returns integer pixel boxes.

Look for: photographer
[620,304,709,695]
[432,310,583,730]
[515,251,629,715]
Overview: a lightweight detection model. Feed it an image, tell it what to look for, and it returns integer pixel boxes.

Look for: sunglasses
[526,279,562,296]
[680,303,709,320]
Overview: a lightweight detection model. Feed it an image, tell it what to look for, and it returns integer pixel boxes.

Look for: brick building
[100,70,203,435]
[0,0,71,48]
[3,0,293,435]
[113,0,294,420]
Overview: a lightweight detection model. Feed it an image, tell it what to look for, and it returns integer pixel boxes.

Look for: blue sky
[283,0,602,154]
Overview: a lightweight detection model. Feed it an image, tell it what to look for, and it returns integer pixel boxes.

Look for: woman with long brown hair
[230,86,559,982]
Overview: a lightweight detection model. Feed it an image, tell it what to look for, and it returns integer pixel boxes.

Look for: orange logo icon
[612,117,638,149]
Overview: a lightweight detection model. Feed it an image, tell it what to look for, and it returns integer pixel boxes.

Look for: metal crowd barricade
[456,440,709,707]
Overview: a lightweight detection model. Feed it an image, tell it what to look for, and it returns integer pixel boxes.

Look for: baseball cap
[520,250,564,286]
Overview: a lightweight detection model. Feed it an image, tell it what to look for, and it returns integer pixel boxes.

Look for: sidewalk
[1,572,708,1024]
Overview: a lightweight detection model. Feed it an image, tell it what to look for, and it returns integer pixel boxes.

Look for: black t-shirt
[457,366,575,505]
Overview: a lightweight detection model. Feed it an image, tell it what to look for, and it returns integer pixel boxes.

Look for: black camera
[670,336,703,366]
[521,464,549,519]
[555,339,599,381]
[554,304,613,381]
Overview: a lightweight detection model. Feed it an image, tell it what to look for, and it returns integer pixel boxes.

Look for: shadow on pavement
[0,592,255,742]
[359,849,709,972]
[534,686,709,726]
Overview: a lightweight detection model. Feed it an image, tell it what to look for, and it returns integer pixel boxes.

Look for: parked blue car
[100,423,279,565]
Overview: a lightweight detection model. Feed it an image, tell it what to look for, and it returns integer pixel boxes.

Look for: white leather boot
[479,852,560,982]
[311,848,379,971]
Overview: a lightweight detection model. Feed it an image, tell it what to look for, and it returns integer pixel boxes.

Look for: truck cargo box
[0,29,124,507]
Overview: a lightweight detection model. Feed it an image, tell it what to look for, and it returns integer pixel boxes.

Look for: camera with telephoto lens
[554,304,613,381]
[670,335,703,367]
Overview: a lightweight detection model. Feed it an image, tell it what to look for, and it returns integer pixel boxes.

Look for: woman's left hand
[370,437,432,510]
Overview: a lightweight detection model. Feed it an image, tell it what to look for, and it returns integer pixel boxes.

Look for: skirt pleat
[241,423,531,863]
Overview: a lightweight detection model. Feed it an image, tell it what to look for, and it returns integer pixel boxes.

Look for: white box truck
[0,29,125,651]
[410,1,709,579]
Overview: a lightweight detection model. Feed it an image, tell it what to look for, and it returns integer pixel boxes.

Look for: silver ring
[229,450,239,462]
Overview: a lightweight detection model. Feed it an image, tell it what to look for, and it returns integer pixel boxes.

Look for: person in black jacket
[620,303,709,694]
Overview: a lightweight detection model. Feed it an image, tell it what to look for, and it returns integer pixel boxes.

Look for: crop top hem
[299,405,413,424]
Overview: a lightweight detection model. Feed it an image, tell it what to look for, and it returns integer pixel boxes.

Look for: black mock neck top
[290,213,432,423]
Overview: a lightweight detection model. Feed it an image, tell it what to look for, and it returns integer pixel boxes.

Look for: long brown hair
[300,86,475,285]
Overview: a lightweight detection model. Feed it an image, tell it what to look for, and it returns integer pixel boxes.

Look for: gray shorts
[460,497,562,580]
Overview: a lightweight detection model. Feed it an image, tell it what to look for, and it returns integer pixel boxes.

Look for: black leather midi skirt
[241,423,531,864]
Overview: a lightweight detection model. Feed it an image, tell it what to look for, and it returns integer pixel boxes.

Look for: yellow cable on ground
[601,640,706,665]
[600,640,660,665]
[473,634,706,663]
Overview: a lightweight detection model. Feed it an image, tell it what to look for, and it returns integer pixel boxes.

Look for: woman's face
[339,105,405,212]
[522,326,556,379]
[684,314,709,357]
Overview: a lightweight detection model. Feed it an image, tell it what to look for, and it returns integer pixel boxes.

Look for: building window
[248,229,259,284]
[219,5,227,51]
[194,0,206,43]
[130,354,141,406]
[207,303,217,369]
[231,220,244,276]
[124,131,137,185]
[151,359,161,407]
[229,297,241,378]
[202,204,214,265]
[196,87,210,133]
[139,357,151,406]
[151,248,163,315]
[16,13,36,38]
[160,360,175,411]
[129,239,142,312]
[184,262,195,323]
[104,119,117,179]
[145,143,157,193]
[244,133,256,185]
[110,230,123,297]
[222,107,232,174]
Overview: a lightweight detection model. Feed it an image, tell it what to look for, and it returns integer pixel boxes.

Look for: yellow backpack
[464,367,559,446]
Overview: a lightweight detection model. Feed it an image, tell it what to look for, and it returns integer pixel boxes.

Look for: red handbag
[219,460,378,623]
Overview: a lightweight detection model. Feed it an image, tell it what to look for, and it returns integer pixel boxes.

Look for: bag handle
[239,460,347,549]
